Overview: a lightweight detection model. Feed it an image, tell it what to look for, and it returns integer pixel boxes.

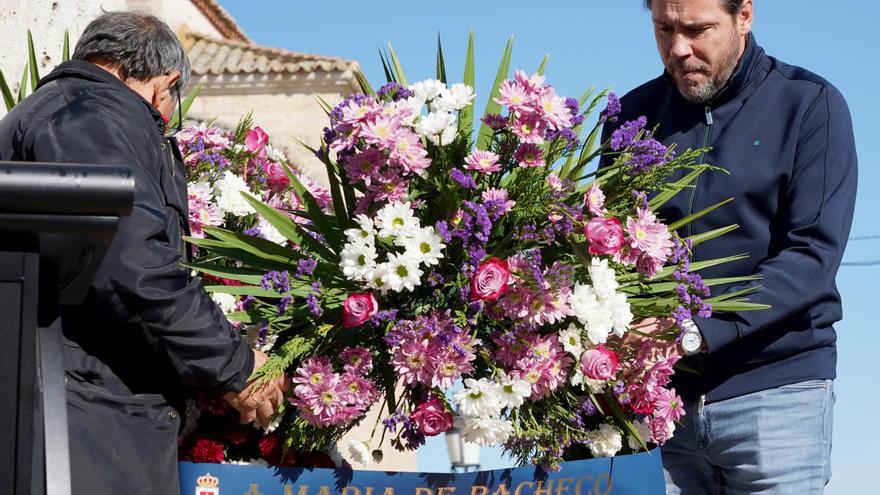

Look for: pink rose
[470,257,510,301]
[580,346,619,381]
[342,293,378,328]
[410,396,453,436]
[585,217,624,255]
[246,126,269,154]
[263,161,290,192]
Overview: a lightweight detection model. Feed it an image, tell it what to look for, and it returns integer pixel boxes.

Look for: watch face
[682,331,702,353]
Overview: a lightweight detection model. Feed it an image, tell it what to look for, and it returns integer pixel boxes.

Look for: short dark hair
[73,11,190,92]
[643,0,745,16]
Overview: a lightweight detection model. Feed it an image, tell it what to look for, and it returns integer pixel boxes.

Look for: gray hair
[643,0,745,16]
[73,11,190,93]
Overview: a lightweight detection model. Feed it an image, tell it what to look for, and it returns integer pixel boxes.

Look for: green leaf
[378,49,395,83]
[167,85,201,130]
[706,284,762,303]
[18,61,29,102]
[355,69,375,96]
[201,226,303,264]
[457,31,476,138]
[27,29,39,93]
[687,224,739,247]
[476,35,513,150]
[240,191,338,262]
[323,148,352,230]
[0,70,15,111]
[435,33,447,84]
[181,262,266,285]
[62,30,70,62]
[535,54,549,75]
[313,94,334,116]
[205,285,309,298]
[648,168,704,209]
[622,275,763,295]
[386,42,408,87]
[279,163,344,252]
[667,198,733,232]
[711,300,771,311]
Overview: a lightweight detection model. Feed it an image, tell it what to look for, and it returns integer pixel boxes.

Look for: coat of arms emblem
[196,473,220,495]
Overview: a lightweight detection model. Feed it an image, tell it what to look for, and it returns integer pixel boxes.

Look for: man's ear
[738,0,754,35]
[150,70,182,108]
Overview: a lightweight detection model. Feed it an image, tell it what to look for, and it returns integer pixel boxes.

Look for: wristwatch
[680,319,703,356]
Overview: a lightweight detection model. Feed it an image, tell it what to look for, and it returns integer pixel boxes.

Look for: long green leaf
[27,30,39,92]
[323,147,352,230]
[202,226,302,263]
[17,61,28,102]
[62,30,70,62]
[355,69,375,96]
[706,284,763,303]
[621,275,763,295]
[649,169,704,209]
[181,262,266,285]
[435,33,447,84]
[378,49,395,83]
[205,285,310,298]
[0,70,15,111]
[457,31,476,138]
[535,54,549,75]
[711,300,771,311]
[167,85,201,130]
[386,43,408,87]
[667,198,733,232]
[687,224,739,247]
[241,192,338,262]
[476,35,514,150]
[279,163,344,252]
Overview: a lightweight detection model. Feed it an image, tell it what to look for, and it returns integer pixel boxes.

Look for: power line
[849,235,880,241]
[842,260,880,267]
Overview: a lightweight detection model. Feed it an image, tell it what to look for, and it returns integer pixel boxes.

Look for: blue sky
[219,1,879,492]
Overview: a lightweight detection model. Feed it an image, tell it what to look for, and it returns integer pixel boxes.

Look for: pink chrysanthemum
[464,150,502,173]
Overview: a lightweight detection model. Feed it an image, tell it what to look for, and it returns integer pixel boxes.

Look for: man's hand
[223,349,289,428]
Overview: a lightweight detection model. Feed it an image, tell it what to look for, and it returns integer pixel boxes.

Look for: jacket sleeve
[28,89,253,392]
[697,86,858,353]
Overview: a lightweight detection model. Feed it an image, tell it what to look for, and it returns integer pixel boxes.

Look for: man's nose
[669,33,693,59]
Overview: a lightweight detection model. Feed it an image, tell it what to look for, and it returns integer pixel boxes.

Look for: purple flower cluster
[566,97,585,127]
[608,116,670,175]
[610,116,647,151]
[570,397,598,429]
[382,410,425,451]
[260,270,291,293]
[670,239,712,332]
[435,201,494,273]
[307,281,323,318]
[377,82,414,102]
[295,257,318,279]
[449,168,477,189]
[599,91,621,124]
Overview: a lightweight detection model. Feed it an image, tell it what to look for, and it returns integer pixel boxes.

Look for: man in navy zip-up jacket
[603,0,858,492]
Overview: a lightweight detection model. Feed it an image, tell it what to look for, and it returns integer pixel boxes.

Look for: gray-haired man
[0,12,285,493]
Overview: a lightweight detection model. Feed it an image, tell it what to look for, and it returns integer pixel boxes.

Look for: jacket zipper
[160,140,189,261]
[685,106,714,238]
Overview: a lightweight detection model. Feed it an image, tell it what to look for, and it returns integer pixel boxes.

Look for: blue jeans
[662,379,834,494]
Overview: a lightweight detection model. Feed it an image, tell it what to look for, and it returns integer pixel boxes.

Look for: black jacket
[0,60,254,493]
[602,34,858,401]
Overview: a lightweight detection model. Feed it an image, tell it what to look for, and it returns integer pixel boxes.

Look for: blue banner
[179,449,664,495]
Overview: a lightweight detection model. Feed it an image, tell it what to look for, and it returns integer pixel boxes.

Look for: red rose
[245,126,268,153]
[263,161,290,193]
[410,396,454,436]
[470,257,510,301]
[181,437,225,463]
[342,293,379,328]
[580,346,619,381]
[585,217,624,255]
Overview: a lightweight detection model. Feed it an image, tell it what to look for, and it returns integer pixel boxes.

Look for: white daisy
[409,79,446,102]
[344,214,377,246]
[401,227,445,266]
[588,423,623,458]
[496,372,532,409]
[339,242,378,281]
[213,170,255,217]
[558,323,585,357]
[454,416,514,446]
[375,201,419,239]
[434,83,475,112]
[346,439,371,466]
[366,267,390,292]
[453,378,503,418]
[414,111,456,141]
[211,292,236,314]
[381,252,422,292]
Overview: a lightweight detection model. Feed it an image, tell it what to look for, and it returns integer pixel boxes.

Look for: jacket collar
[663,32,768,108]
[38,60,167,134]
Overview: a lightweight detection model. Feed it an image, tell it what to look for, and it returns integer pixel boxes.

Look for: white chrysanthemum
[401,227,445,266]
[211,292,236,314]
[265,144,288,163]
[375,201,419,239]
[340,242,378,281]
[587,423,623,458]
[628,418,654,450]
[213,170,256,216]
[496,372,532,410]
[455,416,514,446]
[606,291,633,338]
[570,284,614,344]
[409,79,446,102]
[257,216,287,245]
[345,214,377,246]
[570,366,607,393]
[453,378,503,418]
[396,97,426,127]
[367,267,390,292]
[589,258,619,301]
[414,111,456,140]
[558,323,585,357]
[434,83,475,112]
[346,439,371,466]
[434,124,458,146]
[381,252,423,292]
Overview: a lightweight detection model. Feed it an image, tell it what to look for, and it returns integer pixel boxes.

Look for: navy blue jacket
[603,34,858,401]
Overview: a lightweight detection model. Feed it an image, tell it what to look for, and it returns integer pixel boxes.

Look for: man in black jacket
[604,0,857,492]
[0,12,285,493]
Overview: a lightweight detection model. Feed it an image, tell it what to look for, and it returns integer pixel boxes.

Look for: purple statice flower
[450,168,477,189]
[545,127,579,151]
[371,309,399,329]
[260,270,291,293]
[277,295,293,314]
[627,134,668,175]
[434,220,452,243]
[459,284,471,303]
[632,189,649,210]
[244,226,262,237]
[377,82,414,102]
[599,91,621,123]
[609,116,647,150]
[306,280,323,317]
[565,97,585,127]
[481,113,508,131]
[296,257,318,279]
[240,296,255,310]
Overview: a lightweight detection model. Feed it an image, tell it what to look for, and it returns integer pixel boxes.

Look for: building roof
[189,0,250,42]
[184,32,359,76]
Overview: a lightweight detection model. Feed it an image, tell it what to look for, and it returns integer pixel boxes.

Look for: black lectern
[0,162,134,495]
